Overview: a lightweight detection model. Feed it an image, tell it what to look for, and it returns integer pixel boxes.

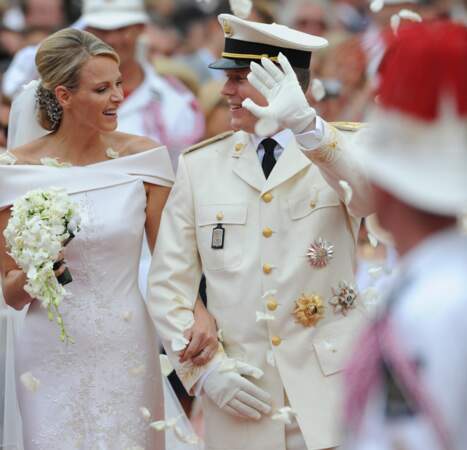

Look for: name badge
[211,224,225,249]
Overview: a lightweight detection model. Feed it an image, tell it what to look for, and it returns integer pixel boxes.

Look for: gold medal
[293,294,324,327]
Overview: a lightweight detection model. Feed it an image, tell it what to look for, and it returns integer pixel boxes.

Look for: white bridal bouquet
[3,187,81,343]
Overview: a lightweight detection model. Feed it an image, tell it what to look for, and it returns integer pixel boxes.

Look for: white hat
[355,22,467,216]
[209,13,328,70]
[81,0,149,30]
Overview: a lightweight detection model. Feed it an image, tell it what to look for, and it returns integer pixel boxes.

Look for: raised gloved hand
[203,362,272,420]
[242,52,317,135]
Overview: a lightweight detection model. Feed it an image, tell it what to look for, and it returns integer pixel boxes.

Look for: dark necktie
[261,138,277,179]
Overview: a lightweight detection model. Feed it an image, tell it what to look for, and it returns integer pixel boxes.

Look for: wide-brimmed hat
[81,0,149,30]
[355,21,467,216]
[209,13,328,70]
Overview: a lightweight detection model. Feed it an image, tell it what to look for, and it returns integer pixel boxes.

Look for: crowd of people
[0,0,466,450]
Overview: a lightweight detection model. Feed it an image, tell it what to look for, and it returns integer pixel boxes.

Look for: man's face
[221,68,268,133]
[86,24,144,67]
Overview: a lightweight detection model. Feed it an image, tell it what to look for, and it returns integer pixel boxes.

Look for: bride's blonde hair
[35,28,120,131]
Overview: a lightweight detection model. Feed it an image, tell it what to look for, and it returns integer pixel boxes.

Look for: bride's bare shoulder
[107,131,163,157]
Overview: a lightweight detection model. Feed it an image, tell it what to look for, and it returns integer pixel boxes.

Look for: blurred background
[0,0,465,152]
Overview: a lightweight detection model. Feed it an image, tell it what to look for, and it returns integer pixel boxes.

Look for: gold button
[262,192,273,203]
[271,336,282,346]
[216,212,224,221]
[235,143,244,152]
[267,299,278,311]
[263,264,272,274]
[262,227,273,238]
[309,201,316,209]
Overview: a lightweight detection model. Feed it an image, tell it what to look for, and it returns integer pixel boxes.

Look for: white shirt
[346,227,467,450]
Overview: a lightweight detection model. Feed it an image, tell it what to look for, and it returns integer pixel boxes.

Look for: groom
[147,13,374,450]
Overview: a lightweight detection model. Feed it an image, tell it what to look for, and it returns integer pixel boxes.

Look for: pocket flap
[288,189,340,220]
[313,318,361,376]
[198,203,248,226]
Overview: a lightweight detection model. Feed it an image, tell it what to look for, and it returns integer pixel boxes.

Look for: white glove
[242,52,317,135]
[203,363,272,420]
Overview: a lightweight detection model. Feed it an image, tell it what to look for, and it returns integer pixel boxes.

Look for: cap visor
[208,58,252,70]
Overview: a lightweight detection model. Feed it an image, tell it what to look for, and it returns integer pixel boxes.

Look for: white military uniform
[345,228,467,450]
[147,120,374,450]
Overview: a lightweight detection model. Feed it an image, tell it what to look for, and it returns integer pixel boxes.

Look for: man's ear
[55,86,72,110]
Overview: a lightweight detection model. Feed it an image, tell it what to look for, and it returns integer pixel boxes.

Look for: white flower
[159,355,174,376]
[256,311,275,322]
[272,407,297,425]
[4,187,80,342]
[229,0,252,18]
[40,157,72,168]
[339,180,353,205]
[140,407,151,421]
[105,147,119,159]
[0,151,17,165]
[310,79,326,102]
[20,372,40,392]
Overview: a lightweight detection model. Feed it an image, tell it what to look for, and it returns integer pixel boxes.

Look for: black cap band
[217,38,311,69]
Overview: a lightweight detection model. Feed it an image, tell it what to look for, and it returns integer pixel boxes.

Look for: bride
[0,28,217,449]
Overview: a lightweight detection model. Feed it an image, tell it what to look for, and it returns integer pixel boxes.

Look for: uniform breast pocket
[288,188,341,222]
[197,203,248,271]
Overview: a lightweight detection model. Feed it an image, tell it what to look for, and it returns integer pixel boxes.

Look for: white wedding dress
[0,149,180,450]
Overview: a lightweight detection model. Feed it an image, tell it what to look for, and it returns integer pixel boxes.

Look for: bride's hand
[179,298,218,367]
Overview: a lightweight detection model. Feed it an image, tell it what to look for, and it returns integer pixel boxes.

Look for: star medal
[307,238,334,268]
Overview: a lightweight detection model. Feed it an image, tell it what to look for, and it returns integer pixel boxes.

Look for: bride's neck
[50,117,107,164]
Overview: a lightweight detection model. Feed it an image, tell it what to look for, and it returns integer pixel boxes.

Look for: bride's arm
[0,207,33,310]
[144,183,219,367]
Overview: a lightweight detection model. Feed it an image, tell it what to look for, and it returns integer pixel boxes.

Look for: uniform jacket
[147,121,374,450]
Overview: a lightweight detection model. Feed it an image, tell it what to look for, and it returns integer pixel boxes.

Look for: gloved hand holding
[203,362,272,420]
[242,52,317,134]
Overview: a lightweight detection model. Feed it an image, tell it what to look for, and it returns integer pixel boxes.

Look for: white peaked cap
[81,0,149,30]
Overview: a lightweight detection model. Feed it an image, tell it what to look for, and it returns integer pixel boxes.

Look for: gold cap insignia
[293,294,324,327]
[222,19,233,37]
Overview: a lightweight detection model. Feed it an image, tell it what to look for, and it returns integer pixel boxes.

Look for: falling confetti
[310,79,326,102]
[140,407,151,421]
[229,0,252,18]
[272,407,298,425]
[256,311,275,322]
[20,372,40,393]
[339,180,353,205]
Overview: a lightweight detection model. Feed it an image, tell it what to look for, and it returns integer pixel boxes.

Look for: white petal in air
[159,354,174,376]
[105,147,119,159]
[370,0,384,12]
[122,310,133,322]
[311,79,326,102]
[390,14,401,34]
[174,426,200,445]
[272,407,298,425]
[368,266,384,279]
[256,311,275,322]
[339,180,353,205]
[262,289,278,299]
[368,232,379,248]
[217,328,224,342]
[140,407,152,421]
[266,350,276,367]
[398,9,422,22]
[150,415,181,431]
[171,336,189,352]
[20,372,40,393]
[255,117,279,137]
[229,0,252,19]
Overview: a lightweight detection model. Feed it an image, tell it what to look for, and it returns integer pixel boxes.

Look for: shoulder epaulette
[330,122,367,132]
[183,131,234,154]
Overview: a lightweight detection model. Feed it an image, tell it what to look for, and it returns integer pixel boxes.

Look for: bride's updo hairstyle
[35,28,120,131]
